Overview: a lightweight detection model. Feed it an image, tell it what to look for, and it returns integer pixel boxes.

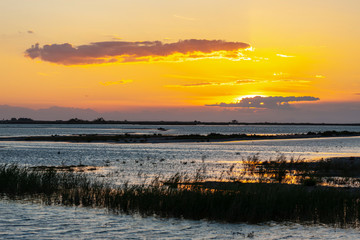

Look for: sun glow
[109,50,252,64]
[234,94,267,102]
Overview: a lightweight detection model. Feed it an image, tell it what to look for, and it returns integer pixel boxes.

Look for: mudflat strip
[0,131,359,144]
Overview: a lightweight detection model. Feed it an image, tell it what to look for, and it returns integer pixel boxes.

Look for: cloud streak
[99,80,133,86]
[207,96,320,109]
[166,79,255,88]
[25,39,250,65]
[276,53,295,58]
[173,15,196,21]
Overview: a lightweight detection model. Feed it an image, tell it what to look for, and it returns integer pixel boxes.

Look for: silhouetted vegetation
[4,118,34,123]
[1,118,360,126]
[1,131,360,144]
[239,156,360,186]
[1,164,360,227]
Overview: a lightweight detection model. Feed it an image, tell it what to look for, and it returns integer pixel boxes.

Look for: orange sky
[0,0,359,121]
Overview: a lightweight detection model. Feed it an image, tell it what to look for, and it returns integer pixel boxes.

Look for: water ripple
[1,200,359,239]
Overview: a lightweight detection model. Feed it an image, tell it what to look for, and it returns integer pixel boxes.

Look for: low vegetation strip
[1,164,360,227]
[0,131,359,143]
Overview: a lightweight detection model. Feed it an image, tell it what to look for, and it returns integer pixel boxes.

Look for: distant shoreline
[1,131,360,144]
[1,119,360,126]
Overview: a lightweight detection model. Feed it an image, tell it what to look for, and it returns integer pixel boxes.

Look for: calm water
[1,124,360,238]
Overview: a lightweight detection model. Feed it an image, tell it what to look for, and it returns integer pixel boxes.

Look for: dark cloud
[25,39,250,65]
[27,30,34,34]
[207,96,320,109]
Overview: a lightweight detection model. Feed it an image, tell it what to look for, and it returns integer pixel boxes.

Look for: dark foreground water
[1,200,359,239]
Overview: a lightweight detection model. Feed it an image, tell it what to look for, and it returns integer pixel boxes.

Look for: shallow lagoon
[1,137,360,184]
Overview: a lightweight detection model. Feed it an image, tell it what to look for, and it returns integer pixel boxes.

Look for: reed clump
[239,156,360,186]
[1,164,360,227]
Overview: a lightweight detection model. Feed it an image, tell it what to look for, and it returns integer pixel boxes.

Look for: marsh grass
[2,164,360,227]
[237,155,360,186]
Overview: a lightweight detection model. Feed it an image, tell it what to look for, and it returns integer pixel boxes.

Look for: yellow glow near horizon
[234,95,267,102]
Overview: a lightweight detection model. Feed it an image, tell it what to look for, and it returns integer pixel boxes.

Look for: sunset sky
[1,0,360,122]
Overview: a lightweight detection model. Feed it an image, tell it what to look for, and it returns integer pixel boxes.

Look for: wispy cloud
[276,53,295,58]
[315,75,326,78]
[173,15,196,21]
[37,71,59,77]
[27,30,34,34]
[103,34,123,40]
[164,74,217,81]
[273,72,290,78]
[165,74,235,81]
[174,82,213,87]
[207,96,320,109]
[37,72,49,77]
[99,80,133,86]
[166,79,255,88]
[111,35,123,40]
[25,39,251,65]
